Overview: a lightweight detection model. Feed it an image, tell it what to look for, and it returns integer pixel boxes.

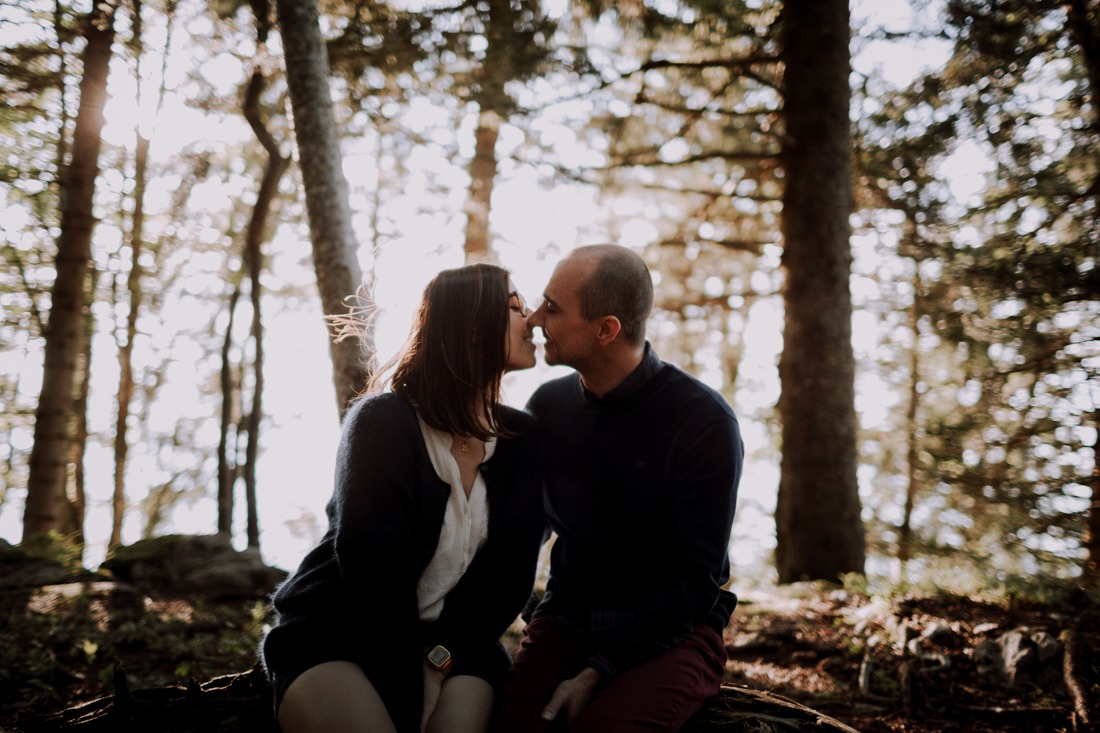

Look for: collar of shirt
[581,341,663,403]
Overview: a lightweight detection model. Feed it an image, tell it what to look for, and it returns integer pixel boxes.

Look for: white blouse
[416,416,494,621]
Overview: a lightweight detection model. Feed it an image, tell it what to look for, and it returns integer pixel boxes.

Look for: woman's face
[505,284,536,371]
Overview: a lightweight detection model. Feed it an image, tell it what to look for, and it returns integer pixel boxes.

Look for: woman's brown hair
[370,263,513,441]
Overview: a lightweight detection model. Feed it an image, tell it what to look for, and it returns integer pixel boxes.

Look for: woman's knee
[278,661,397,733]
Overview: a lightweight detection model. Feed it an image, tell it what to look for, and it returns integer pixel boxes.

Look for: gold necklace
[461,439,470,454]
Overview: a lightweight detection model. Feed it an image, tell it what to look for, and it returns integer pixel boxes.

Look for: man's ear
[595,316,621,346]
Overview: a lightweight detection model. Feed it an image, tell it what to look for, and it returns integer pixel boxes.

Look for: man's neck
[577,345,646,399]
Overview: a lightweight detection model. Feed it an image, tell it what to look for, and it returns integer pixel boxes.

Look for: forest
[0,0,1098,731]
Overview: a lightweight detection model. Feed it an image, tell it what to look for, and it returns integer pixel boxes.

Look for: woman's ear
[595,316,621,346]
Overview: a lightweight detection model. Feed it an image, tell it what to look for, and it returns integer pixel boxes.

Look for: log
[6,670,862,732]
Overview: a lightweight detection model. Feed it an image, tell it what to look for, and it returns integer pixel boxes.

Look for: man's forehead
[546,257,587,299]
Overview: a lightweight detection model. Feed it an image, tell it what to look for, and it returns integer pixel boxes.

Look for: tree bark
[273,0,371,419]
[24,0,118,547]
[775,0,865,583]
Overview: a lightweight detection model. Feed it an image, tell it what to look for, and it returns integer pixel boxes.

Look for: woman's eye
[510,305,524,314]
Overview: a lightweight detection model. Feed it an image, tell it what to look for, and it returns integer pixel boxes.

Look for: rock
[0,537,109,590]
[973,626,1063,689]
[101,534,287,600]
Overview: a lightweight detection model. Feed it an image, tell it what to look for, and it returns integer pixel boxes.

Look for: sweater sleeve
[586,414,742,680]
[329,396,426,627]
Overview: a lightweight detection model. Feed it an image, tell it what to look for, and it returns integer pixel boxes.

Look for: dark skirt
[260,618,511,730]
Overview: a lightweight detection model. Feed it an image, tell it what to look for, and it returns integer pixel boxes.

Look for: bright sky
[1,0,960,576]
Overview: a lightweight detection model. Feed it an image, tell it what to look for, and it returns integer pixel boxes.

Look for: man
[492,244,743,731]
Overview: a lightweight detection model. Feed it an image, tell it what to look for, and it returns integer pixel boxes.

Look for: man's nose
[527,304,544,328]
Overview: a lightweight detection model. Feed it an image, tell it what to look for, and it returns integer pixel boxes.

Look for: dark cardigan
[261,392,545,733]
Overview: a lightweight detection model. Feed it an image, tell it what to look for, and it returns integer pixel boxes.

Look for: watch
[426,644,452,674]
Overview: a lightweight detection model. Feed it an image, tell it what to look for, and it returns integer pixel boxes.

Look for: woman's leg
[424,675,495,733]
[278,660,398,733]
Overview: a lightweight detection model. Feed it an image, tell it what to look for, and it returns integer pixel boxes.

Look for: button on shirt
[416,417,494,621]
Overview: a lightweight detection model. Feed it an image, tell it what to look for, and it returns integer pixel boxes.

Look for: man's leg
[572,623,728,733]
[490,618,587,733]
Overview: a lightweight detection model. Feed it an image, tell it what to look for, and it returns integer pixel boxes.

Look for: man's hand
[541,667,600,728]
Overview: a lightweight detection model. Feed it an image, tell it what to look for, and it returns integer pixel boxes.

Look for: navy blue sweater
[526,345,742,681]
[262,393,544,732]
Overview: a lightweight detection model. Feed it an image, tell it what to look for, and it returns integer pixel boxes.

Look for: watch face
[427,645,451,668]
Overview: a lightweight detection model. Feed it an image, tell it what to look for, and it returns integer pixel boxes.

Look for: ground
[1,582,1097,732]
[717,585,1099,732]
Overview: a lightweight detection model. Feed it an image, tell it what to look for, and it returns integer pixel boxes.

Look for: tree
[23,0,119,549]
[274,0,371,418]
[774,0,865,582]
[456,0,556,261]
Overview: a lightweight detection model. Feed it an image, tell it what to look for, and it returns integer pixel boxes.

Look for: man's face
[527,255,600,368]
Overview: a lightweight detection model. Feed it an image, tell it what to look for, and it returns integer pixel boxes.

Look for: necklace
[461,439,470,454]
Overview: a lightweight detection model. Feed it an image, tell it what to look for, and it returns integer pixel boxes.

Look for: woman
[261,263,544,733]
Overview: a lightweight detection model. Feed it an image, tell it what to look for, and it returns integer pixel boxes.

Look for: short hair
[575,245,653,345]
[373,263,513,440]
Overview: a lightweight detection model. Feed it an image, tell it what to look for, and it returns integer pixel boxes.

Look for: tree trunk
[464,110,501,261]
[1087,407,1100,588]
[774,0,865,583]
[241,68,290,549]
[273,0,371,419]
[60,272,95,560]
[112,130,148,551]
[462,0,512,262]
[1065,0,1100,588]
[899,267,922,578]
[24,0,118,547]
[217,286,241,536]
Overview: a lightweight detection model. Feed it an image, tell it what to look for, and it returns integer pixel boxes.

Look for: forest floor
[1,580,1097,732]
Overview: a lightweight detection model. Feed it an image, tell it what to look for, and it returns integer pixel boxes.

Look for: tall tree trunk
[1066,0,1100,587]
[774,0,865,583]
[112,0,175,550]
[274,0,371,419]
[112,129,148,552]
[24,0,118,548]
[241,68,290,549]
[899,267,922,579]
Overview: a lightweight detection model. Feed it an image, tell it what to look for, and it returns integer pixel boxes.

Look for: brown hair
[576,244,653,345]
[370,263,513,441]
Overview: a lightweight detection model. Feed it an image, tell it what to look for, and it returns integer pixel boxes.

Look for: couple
[260,245,744,733]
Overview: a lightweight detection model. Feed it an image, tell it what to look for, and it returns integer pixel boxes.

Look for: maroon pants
[491,618,727,733]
